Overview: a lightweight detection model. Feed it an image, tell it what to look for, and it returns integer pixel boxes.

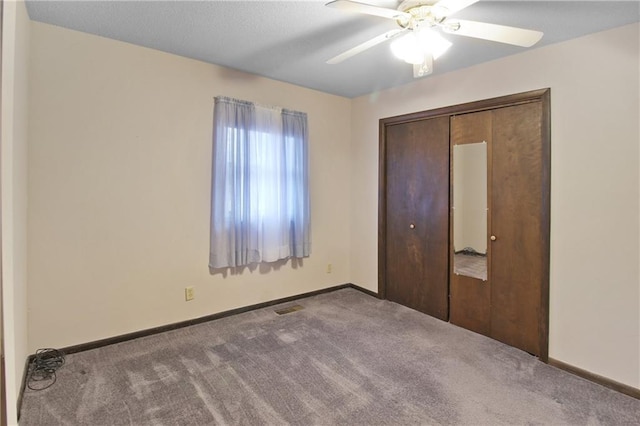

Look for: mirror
[453,142,488,280]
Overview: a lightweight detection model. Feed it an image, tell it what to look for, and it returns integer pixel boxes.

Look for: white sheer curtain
[209,97,310,268]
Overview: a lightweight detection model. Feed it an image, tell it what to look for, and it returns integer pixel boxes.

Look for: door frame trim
[0,0,6,423]
[378,88,550,362]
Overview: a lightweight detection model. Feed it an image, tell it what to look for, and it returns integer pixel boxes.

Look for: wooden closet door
[384,117,450,320]
[491,101,545,356]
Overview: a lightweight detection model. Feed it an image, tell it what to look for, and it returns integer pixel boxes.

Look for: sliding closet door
[491,101,546,356]
[449,111,492,336]
[383,117,450,320]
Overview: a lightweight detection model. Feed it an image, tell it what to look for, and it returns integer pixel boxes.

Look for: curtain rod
[214,96,306,116]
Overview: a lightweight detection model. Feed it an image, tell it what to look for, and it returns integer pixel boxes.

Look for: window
[209,97,310,268]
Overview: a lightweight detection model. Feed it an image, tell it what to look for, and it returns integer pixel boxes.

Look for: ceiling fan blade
[326,0,410,21]
[327,29,406,64]
[433,0,480,16]
[443,20,543,47]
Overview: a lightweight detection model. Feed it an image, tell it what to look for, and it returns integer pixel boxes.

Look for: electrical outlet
[326,263,332,274]
[185,286,195,301]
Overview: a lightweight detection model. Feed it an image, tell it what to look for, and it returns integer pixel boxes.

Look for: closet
[379,89,550,359]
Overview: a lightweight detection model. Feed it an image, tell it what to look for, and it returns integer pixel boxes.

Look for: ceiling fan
[326,0,543,78]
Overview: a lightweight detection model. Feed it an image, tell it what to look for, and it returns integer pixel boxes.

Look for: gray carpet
[20,288,640,425]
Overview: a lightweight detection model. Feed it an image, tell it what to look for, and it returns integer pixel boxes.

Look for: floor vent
[275,305,304,315]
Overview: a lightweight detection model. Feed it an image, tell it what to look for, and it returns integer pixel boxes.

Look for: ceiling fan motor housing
[397,0,450,29]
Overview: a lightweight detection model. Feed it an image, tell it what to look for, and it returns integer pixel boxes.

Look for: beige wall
[1,1,30,424]
[351,23,640,388]
[27,22,352,350]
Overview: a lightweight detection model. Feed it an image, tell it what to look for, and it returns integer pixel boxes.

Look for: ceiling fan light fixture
[390,32,423,64]
[417,28,452,59]
[390,29,451,65]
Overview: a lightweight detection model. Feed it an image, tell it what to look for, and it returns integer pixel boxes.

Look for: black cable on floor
[28,348,65,391]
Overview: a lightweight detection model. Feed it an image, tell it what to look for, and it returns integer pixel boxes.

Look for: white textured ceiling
[25,1,640,98]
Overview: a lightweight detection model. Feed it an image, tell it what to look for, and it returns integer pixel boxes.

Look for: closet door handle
[490,235,497,241]
[409,223,416,229]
